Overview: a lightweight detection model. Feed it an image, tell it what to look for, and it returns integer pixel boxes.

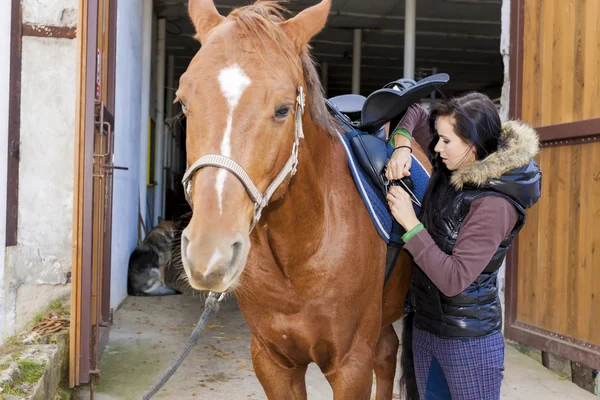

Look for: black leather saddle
[326,73,449,195]
[326,74,450,283]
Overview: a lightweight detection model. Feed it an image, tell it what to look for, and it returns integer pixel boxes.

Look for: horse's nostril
[181,231,190,259]
[231,240,243,267]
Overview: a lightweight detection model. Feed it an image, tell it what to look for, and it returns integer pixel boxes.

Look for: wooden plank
[516,209,528,323]
[572,0,585,121]
[590,142,600,345]
[533,0,544,126]
[506,0,525,329]
[582,0,600,120]
[537,147,554,329]
[74,0,99,385]
[71,0,88,388]
[566,144,581,338]
[542,0,557,126]
[518,151,542,326]
[521,0,538,124]
[508,0,525,120]
[535,148,562,331]
[554,146,571,335]
[516,171,538,325]
[558,0,576,125]
[516,155,545,326]
[575,143,593,342]
[519,0,530,122]
[515,208,528,323]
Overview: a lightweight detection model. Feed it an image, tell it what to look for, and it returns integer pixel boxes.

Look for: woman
[386,92,541,400]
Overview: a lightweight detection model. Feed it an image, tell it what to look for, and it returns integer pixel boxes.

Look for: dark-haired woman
[386,92,541,400]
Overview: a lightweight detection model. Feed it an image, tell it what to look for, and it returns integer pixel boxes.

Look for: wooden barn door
[505,0,600,370]
[71,0,118,389]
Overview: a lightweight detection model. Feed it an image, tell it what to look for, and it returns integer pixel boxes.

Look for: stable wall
[109,0,148,310]
[3,0,77,337]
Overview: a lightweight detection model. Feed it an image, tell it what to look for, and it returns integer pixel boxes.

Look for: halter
[181,86,306,231]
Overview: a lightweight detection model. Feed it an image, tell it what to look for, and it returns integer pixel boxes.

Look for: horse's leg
[251,337,308,400]
[325,343,374,400]
[374,324,399,400]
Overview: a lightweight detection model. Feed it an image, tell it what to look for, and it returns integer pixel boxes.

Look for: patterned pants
[412,325,505,400]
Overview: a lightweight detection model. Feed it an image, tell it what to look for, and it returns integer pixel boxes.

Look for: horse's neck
[257,118,343,272]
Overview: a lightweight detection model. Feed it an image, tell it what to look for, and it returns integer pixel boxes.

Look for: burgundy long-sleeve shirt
[397,105,519,297]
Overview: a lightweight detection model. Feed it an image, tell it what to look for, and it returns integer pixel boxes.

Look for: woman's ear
[468,145,478,162]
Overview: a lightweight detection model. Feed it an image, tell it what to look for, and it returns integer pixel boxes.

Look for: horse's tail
[399,312,419,400]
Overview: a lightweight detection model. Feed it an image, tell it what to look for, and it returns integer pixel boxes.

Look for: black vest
[407,189,526,338]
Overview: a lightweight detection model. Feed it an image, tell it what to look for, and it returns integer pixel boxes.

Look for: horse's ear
[188,0,225,43]
[280,0,331,53]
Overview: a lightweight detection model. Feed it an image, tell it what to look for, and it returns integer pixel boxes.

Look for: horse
[177,1,430,398]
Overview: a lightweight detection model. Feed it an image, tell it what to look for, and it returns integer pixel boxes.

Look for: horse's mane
[229,1,340,137]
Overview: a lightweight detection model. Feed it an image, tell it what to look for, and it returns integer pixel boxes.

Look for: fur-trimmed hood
[451,120,542,208]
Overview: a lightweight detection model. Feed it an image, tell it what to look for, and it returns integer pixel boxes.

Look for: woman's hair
[420,92,502,232]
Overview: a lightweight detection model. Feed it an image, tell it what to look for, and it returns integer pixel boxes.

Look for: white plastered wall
[3,0,77,337]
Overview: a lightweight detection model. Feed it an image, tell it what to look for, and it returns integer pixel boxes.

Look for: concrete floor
[74,294,598,400]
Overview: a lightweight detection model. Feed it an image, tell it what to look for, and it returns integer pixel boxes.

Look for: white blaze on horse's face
[215,64,252,214]
[206,249,223,275]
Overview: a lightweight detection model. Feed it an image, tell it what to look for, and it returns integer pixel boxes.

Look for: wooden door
[505,0,600,370]
[71,0,118,388]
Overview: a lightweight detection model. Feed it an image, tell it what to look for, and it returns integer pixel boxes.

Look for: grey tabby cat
[127,218,181,296]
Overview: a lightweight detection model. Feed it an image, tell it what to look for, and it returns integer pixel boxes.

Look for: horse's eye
[274,106,290,119]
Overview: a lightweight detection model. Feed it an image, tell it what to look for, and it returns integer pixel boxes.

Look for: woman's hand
[386,147,412,180]
[387,186,421,232]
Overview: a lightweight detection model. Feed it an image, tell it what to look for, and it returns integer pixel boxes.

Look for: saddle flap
[358,73,450,134]
[349,133,389,193]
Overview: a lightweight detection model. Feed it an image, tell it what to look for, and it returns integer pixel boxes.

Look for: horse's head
[177,0,331,292]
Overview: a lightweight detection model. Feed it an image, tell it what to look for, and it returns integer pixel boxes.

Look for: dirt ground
[74,294,598,400]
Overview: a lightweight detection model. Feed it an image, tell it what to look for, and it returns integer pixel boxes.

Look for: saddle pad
[336,130,430,243]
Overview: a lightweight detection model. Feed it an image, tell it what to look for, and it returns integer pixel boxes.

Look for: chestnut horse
[177,0,429,398]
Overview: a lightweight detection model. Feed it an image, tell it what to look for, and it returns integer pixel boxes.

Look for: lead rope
[140,292,225,400]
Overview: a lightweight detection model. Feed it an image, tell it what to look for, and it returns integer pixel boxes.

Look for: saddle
[326,74,449,282]
[327,73,448,194]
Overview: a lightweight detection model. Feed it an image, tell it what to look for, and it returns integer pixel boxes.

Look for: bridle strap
[182,154,262,205]
[182,86,306,231]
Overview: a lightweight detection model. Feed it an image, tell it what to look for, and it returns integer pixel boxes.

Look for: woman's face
[434,115,477,171]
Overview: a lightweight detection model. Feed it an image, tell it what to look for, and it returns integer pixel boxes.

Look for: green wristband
[390,128,412,148]
[402,223,424,243]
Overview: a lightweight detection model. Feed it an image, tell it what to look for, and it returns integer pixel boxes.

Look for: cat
[127,217,181,296]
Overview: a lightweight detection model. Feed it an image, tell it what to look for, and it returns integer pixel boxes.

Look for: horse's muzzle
[180,228,249,292]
